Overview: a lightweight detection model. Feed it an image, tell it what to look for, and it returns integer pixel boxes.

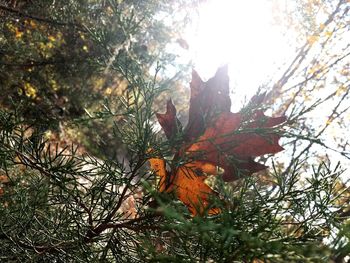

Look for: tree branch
[0,4,88,32]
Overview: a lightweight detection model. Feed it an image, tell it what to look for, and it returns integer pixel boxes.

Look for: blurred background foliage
[0,0,194,158]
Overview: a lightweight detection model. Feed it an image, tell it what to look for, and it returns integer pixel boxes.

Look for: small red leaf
[156,100,180,139]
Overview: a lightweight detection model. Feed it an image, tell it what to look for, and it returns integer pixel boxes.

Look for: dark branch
[0,4,88,32]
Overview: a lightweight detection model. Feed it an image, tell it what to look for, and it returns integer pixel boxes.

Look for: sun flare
[185,0,296,110]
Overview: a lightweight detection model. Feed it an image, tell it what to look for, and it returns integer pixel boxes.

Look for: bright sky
[176,0,350,174]
[182,0,298,111]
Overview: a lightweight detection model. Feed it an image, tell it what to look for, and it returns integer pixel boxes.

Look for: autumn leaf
[187,110,286,182]
[150,156,221,215]
[150,66,286,215]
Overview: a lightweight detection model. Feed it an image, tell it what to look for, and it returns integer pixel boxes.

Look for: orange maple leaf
[150,66,286,215]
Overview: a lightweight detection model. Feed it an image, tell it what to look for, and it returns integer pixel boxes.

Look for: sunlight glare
[185,0,297,110]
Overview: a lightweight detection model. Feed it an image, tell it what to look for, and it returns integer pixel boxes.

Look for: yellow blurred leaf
[30,20,37,28]
[104,87,113,95]
[307,35,319,45]
[48,35,56,42]
[336,85,347,96]
[24,82,37,98]
[324,31,333,37]
[15,28,24,39]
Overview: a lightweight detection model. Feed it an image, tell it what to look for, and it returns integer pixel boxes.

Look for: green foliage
[0,0,349,262]
[0,95,347,261]
[0,0,191,157]
[140,161,345,262]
